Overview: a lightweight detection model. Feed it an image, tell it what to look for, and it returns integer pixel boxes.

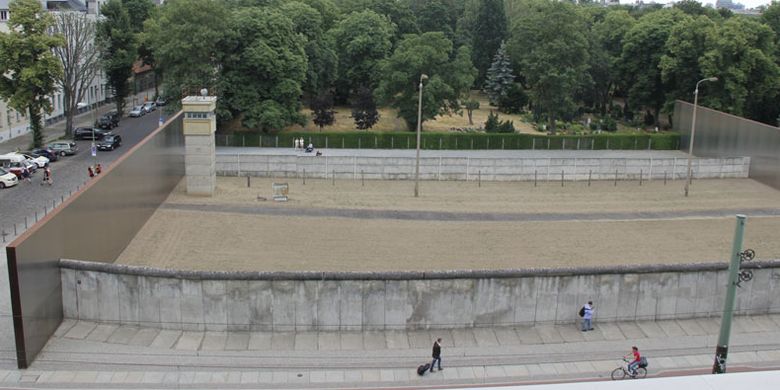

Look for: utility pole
[712,214,755,374]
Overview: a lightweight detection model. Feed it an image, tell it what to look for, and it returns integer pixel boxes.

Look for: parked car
[0,167,19,189]
[142,102,156,113]
[97,134,122,151]
[17,153,49,168]
[129,106,145,117]
[74,127,110,140]
[48,141,79,156]
[95,111,120,129]
[0,153,37,173]
[29,148,59,162]
[155,97,167,106]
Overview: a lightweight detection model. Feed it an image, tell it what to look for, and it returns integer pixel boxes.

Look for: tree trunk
[64,88,74,137]
[28,105,44,149]
[548,112,556,135]
[467,109,473,125]
[654,107,661,127]
[153,68,160,99]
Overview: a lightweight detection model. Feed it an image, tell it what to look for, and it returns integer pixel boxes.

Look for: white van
[0,153,37,174]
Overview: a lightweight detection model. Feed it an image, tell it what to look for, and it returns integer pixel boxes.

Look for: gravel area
[115,177,780,272]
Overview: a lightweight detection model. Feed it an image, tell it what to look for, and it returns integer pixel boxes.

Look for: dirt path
[116,177,780,272]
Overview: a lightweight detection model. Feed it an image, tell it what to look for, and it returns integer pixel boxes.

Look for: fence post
[326,137,328,149]
[332,169,335,186]
[562,139,566,150]
[561,170,564,187]
[577,138,580,150]
[471,139,474,149]
[342,138,345,149]
[664,171,668,185]
[606,138,610,149]
[303,169,306,185]
[547,138,550,150]
[588,170,592,187]
[478,170,481,187]
[359,138,361,149]
[362,170,364,186]
[614,169,618,186]
[502,138,505,150]
[439,137,442,150]
[391,137,394,149]
[532,138,535,150]
[639,169,643,186]
[648,138,652,150]
[275,136,278,148]
[374,136,377,148]
[634,138,638,149]
[534,170,537,187]
[487,138,490,149]
[247,176,250,188]
[407,138,410,149]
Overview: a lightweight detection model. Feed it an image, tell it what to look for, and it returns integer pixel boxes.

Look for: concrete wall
[5,114,184,368]
[60,260,780,331]
[675,100,780,190]
[216,154,749,181]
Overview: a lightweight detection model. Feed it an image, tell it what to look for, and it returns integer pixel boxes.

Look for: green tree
[299,0,340,31]
[761,1,780,46]
[145,0,229,110]
[700,17,780,124]
[338,0,419,41]
[590,9,635,115]
[375,32,477,131]
[508,0,589,133]
[483,40,514,106]
[97,0,136,116]
[311,92,335,131]
[328,10,395,96]
[620,9,685,126]
[472,0,507,84]
[221,7,308,131]
[497,83,527,114]
[659,15,714,117]
[406,0,464,41]
[0,0,64,148]
[351,86,380,130]
[122,0,155,33]
[277,1,337,97]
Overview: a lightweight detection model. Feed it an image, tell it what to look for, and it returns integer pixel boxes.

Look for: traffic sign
[91,145,97,156]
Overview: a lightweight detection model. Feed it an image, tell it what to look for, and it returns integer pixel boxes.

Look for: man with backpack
[580,301,594,331]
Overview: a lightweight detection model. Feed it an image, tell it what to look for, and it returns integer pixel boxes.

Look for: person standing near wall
[430,338,443,372]
[581,301,594,331]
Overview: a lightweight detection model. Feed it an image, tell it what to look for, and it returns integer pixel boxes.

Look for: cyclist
[624,346,641,377]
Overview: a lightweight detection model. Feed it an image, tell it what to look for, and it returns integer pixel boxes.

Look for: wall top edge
[58,258,780,280]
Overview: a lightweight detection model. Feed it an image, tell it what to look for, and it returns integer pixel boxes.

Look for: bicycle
[611,358,647,380]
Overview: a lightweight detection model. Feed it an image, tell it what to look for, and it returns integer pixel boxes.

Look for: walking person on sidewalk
[581,301,594,331]
[430,338,443,372]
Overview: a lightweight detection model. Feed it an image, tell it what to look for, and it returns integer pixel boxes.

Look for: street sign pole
[712,214,747,374]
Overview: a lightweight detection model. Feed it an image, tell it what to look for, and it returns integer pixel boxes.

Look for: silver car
[47,141,79,156]
[129,106,145,117]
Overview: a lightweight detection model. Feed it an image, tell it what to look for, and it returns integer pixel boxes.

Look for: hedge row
[215,131,681,151]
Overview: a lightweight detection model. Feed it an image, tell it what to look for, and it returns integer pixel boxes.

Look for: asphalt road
[0,111,163,241]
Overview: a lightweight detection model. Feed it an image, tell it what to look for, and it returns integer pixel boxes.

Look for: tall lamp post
[414,74,428,198]
[684,76,717,197]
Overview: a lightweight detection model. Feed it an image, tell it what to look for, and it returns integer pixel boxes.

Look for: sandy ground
[115,177,780,272]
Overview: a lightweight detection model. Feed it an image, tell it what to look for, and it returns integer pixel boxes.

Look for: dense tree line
[131,0,780,131]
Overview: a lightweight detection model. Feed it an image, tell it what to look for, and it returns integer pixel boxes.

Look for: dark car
[95,111,120,129]
[97,134,122,151]
[27,148,59,162]
[74,127,110,140]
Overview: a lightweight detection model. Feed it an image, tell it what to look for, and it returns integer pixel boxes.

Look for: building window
[0,10,9,21]
[185,112,210,119]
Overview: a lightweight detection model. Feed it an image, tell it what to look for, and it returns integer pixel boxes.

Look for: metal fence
[675,100,780,190]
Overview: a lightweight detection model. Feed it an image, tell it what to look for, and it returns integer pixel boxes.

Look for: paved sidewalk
[1,315,779,388]
[0,91,155,153]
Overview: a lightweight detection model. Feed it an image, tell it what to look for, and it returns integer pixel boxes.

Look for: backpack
[578,306,586,317]
[638,356,648,368]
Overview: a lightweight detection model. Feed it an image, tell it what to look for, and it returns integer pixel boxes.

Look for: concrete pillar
[182,95,217,196]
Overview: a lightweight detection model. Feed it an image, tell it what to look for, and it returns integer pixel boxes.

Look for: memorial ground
[115,177,780,272]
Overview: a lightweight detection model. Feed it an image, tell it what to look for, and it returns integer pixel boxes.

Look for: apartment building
[0,0,109,143]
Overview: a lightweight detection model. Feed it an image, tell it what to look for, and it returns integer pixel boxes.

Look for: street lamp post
[414,74,428,197]
[684,77,717,197]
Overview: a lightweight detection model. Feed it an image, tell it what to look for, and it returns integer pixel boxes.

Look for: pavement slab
[85,324,118,343]
[200,331,227,351]
[636,321,667,338]
[515,326,544,344]
[128,328,159,347]
[385,330,410,349]
[473,328,500,346]
[657,320,687,337]
[450,328,478,347]
[677,319,707,336]
[341,332,364,350]
[318,332,341,351]
[271,331,295,350]
[106,326,139,345]
[594,323,625,341]
[225,332,250,350]
[64,321,97,340]
[248,332,272,350]
[174,331,204,351]
[150,330,181,349]
[294,332,318,351]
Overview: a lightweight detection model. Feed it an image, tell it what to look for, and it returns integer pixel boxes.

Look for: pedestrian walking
[88,166,94,178]
[42,166,52,186]
[95,163,102,175]
[21,167,31,183]
[580,301,594,331]
[430,338,443,372]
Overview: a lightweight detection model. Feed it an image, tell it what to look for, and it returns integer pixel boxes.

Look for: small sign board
[272,183,289,202]
[90,145,97,156]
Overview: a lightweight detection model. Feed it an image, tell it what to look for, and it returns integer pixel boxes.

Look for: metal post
[534,170,537,187]
[414,74,427,197]
[332,169,335,186]
[614,169,618,186]
[561,170,564,187]
[361,170,364,187]
[303,169,306,185]
[247,176,250,188]
[639,170,643,186]
[664,171,668,185]
[478,170,481,187]
[686,77,717,197]
[713,215,747,374]
[588,170,591,187]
